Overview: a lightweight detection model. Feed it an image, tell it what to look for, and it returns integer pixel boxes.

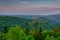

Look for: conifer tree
[25,22,30,36]
[3,26,7,40]
[33,17,40,40]
[4,26,7,34]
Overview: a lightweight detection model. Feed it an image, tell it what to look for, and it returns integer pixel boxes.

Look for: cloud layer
[0,0,60,15]
[0,5,60,13]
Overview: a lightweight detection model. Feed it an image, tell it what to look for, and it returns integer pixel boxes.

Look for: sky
[0,0,60,15]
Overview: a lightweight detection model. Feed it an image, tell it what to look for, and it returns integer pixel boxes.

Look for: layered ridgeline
[0,16,31,31]
[44,14,60,23]
[0,16,60,31]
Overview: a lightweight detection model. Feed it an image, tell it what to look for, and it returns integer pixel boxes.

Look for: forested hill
[0,16,60,31]
[0,16,31,31]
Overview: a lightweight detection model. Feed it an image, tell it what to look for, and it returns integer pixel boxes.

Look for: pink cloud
[0,5,60,13]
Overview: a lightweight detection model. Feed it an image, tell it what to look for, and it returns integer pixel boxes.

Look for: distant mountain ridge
[11,14,60,23]
[45,14,60,23]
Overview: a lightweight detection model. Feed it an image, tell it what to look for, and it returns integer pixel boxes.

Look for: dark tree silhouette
[39,27,44,40]
[3,26,7,40]
[33,21,39,40]
[25,22,30,36]
[33,17,44,40]
[4,26,7,34]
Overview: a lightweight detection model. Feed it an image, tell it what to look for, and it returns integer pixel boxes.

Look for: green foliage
[0,32,2,40]
[0,25,60,40]
[0,32,7,40]
[6,26,21,40]
[42,30,51,38]
[28,35,35,40]
[19,30,27,40]
[56,36,60,40]
[45,35,57,40]
[55,32,60,37]
[0,16,60,40]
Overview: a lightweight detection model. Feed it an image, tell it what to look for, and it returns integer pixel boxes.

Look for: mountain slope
[45,14,60,23]
[0,16,31,31]
[0,16,60,31]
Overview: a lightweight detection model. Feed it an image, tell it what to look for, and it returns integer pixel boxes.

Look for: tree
[3,26,8,40]
[28,35,35,40]
[31,17,45,40]
[3,26,8,34]
[25,22,30,36]
[6,26,21,40]
[55,32,60,37]
[0,32,2,40]
[45,35,57,40]
[39,27,43,40]
[19,30,27,40]
[32,17,40,40]
[56,36,60,40]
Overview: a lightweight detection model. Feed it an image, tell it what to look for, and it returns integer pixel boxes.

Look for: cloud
[0,5,60,14]
[20,1,30,4]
